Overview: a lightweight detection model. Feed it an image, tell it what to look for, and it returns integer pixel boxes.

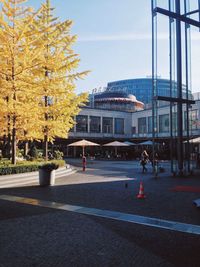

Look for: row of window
[74,115,124,134]
[72,110,198,135]
[138,110,198,134]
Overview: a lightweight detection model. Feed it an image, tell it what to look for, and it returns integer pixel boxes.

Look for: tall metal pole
[153,0,199,176]
[152,0,155,170]
[184,0,191,173]
[169,0,174,174]
[176,0,183,174]
[152,0,157,175]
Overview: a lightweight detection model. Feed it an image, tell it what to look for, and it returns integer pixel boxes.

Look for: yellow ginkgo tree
[0,0,89,164]
[0,0,48,164]
[32,0,89,160]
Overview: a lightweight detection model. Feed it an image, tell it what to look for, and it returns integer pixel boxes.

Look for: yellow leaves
[67,71,91,83]
[0,0,89,143]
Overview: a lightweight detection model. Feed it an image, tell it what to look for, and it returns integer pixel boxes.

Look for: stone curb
[0,165,77,188]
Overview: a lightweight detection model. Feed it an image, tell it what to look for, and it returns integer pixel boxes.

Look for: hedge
[0,159,66,175]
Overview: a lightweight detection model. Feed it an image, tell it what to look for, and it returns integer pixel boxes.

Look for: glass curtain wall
[114,118,124,134]
[138,117,147,134]
[76,115,88,132]
[90,116,101,133]
[103,117,113,133]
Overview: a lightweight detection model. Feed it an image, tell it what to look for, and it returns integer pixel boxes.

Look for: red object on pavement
[82,156,86,171]
[137,182,146,199]
[171,186,200,193]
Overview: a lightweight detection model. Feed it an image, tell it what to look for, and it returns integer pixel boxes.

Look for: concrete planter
[39,169,56,186]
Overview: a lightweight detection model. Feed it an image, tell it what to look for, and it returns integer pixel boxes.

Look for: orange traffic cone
[137,181,146,199]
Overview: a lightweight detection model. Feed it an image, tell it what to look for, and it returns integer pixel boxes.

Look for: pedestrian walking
[140,150,149,173]
[153,152,159,177]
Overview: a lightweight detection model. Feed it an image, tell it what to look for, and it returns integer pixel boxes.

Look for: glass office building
[106,78,191,104]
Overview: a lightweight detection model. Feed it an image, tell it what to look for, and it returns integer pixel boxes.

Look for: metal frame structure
[152,0,200,175]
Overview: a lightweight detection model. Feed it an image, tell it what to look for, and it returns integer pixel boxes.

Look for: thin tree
[33,0,89,160]
[0,0,46,164]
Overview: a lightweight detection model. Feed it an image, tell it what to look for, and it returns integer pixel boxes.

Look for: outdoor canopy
[184,137,200,143]
[103,141,129,147]
[123,141,137,146]
[103,141,129,156]
[138,140,159,146]
[68,139,100,156]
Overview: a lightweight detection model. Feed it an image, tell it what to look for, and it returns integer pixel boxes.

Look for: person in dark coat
[140,150,149,173]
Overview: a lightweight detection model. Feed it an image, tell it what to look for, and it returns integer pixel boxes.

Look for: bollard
[82,156,86,171]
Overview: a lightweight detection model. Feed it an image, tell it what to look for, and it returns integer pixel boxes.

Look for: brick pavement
[0,159,200,267]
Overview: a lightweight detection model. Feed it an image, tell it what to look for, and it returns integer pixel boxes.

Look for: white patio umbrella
[186,137,200,143]
[123,141,137,146]
[139,140,159,146]
[103,141,129,156]
[68,139,100,156]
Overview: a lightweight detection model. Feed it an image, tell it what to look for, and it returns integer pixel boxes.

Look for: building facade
[70,107,132,141]
[92,78,192,104]
[69,100,200,142]
[65,79,199,159]
[64,92,200,159]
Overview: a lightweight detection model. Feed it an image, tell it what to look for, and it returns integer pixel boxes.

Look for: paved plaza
[0,159,200,267]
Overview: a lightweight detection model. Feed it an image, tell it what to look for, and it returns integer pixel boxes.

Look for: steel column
[184,0,191,173]
[175,0,183,174]
[152,0,158,175]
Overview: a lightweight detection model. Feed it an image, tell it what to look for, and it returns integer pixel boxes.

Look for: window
[103,117,113,133]
[184,111,188,131]
[159,114,169,133]
[184,110,198,130]
[115,118,124,134]
[172,112,177,132]
[90,116,101,133]
[76,115,88,132]
[190,109,198,130]
[138,117,146,134]
[147,116,152,133]
[132,126,136,134]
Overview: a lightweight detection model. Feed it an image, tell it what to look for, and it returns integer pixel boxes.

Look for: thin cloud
[78,32,200,42]
[78,33,153,42]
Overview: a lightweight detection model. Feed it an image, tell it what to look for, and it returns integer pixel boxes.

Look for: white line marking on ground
[0,194,200,235]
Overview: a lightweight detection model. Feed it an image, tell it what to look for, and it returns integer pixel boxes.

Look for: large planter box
[39,169,56,186]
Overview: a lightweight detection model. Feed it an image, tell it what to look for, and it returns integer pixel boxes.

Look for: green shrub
[39,162,59,171]
[0,159,11,167]
[49,159,65,167]
[16,149,24,158]
[28,145,38,159]
[0,163,39,175]
[0,159,65,175]
[53,150,64,160]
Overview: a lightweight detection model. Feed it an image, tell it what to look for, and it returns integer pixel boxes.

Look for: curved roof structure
[94,91,143,105]
[93,91,144,112]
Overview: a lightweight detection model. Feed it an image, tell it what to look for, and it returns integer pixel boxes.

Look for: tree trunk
[2,135,7,158]
[2,136,12,159]
[24,141,29,157]
[7,132,11,159]
[6,115,12,159]
[11,127,16,165]
[44,93,48,161]
[44,134,48,161]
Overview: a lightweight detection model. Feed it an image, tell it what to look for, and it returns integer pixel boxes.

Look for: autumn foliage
[0,0,89,164]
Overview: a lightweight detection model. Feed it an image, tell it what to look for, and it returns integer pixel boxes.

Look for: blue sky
[28,0,199,93]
